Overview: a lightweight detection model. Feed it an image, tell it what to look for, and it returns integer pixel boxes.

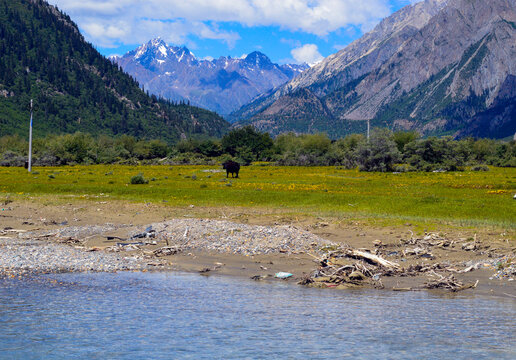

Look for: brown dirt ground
[1,199,515,298]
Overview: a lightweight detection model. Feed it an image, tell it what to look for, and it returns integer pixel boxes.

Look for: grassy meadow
[1,164,515,229]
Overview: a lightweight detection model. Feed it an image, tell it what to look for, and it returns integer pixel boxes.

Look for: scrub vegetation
[1,126,515,170]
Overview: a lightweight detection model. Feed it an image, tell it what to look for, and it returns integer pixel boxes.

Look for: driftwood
[392,287,415,291]
[401,232,452,248]
[301,238,484,292]
[344,249,401,270]
[300,247,395,289]
[56,236,82,245]
[153,246,181,257]
[424,272,479,292]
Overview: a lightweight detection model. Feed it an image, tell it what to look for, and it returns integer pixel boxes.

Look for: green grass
[1,164,515,228]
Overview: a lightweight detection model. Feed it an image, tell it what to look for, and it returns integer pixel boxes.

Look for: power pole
[28,99,33,172]
[367,119,370,141]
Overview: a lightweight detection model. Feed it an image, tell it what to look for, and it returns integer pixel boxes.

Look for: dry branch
[345,249,401,270]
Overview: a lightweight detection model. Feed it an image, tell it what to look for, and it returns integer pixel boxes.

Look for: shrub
[130,173,148,184]
[393,131,419,153]
[166,152,214,165]
[176,138,223,157]
[404,136,469,171]
[274,133,334,166]
[471,165,490,171]
[393,164,415,172]
[1,135,28,153]
[0,151,26,167]
[222,126,273,161]
[235,146,254,166]
[355,129,401,172]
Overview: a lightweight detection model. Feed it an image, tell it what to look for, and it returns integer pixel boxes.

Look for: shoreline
[1,200,514,298]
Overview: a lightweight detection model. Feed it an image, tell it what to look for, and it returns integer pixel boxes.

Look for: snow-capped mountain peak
[113,40,309,116]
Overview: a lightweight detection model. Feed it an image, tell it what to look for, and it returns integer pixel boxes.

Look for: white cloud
[49,0,392,47]
[77,18,240,49]
[291,44,324,65]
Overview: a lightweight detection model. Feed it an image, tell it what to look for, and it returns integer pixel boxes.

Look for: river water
[1,272,515,359]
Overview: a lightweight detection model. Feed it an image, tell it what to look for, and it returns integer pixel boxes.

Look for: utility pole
[367,119,370,141]
[28,99,33,172]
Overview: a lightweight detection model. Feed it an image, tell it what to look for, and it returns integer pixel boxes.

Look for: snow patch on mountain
[113,38,309,116]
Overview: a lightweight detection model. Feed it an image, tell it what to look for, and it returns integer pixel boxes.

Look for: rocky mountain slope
[0,0,228,142]
[234,0,516,139]
[112,39,308,117]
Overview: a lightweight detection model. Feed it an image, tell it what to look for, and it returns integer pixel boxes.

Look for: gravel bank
[146,218,335,255]
[0,237,147,277]
[1,218,335,276]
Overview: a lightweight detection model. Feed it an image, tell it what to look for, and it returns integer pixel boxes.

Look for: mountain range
[112,39,309,116]
[0,0,228,143]
[2,0,513,143]
[232,0,516,139]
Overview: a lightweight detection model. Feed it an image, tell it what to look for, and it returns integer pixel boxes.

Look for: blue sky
[48,0,419,64]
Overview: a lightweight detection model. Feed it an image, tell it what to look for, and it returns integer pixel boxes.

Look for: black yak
[222,160,240,178]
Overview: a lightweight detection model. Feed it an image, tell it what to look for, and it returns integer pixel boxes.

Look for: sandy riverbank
[1,200,514,298]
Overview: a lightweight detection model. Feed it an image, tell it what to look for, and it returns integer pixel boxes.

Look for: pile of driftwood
[424,272,479,292]
[300,248,401,289]
[301,242,480,292]
[399,232,491,256]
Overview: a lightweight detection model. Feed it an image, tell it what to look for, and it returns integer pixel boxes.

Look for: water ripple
[0,273,515,359]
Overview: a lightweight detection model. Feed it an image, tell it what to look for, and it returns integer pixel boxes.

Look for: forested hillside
[0,0,229,143]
